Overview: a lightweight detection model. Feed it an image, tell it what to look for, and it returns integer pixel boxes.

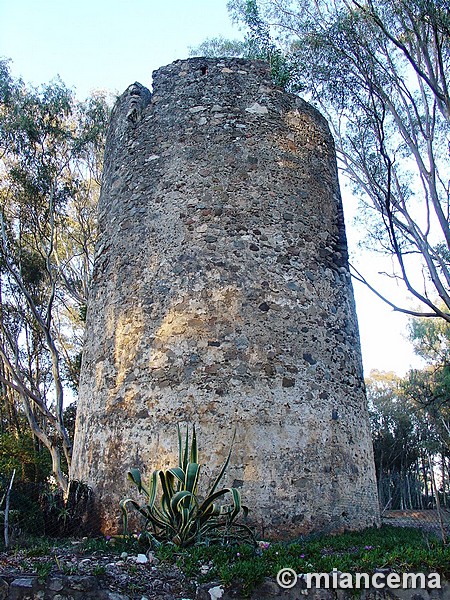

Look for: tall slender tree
[0,60,109,491]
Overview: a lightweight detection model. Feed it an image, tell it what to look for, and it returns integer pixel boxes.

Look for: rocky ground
[0,542,201,599]
[382,510,450,538]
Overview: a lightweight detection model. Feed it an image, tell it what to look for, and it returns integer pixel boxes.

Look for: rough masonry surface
[71,57,380,537]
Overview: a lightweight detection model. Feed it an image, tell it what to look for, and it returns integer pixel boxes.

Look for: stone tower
[71,58,380,538]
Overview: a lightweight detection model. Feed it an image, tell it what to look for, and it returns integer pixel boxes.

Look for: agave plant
[120,425,254,547]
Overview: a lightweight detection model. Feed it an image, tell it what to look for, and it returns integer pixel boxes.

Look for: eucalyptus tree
[190,36,249,58]
[366,370,426,508]
[400,314,450,500]
[226,0,450,321]
[404,314,450,448]
[0,59,109,491]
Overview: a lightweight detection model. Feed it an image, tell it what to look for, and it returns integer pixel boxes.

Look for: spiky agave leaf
[198,486,238,515]
[184,462,201,498]
[182,426,190,472]
[127,468,146,495]
[170,490,196,513]
[177,424,183,470]
[159,470,176,520]
[168,467,185,486]
[228,487,242,523]
[120,497,167,532]
[190,424,198,464]
[206,429,236,497]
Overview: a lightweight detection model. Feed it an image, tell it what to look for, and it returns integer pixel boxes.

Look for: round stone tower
[71,58,380,537]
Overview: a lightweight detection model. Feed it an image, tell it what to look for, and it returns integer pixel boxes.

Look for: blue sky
[0,0,242,99]
[1,0,421,376]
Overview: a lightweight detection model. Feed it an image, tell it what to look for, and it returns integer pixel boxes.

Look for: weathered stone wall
[2,575,448,600]
[0,575,126,600]
[70,57,380,537]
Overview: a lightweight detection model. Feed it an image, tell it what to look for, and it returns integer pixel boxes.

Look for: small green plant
[121,425,254,547]
[23,538,54,557]
[35,560,53,583]
[61,563,79,575]
[79,534,140,556]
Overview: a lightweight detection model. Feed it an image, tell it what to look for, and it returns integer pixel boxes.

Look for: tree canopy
[0,59,110,491]
[210,0,450,321]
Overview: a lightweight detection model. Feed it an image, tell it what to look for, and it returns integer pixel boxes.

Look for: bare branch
[350,263,450,321]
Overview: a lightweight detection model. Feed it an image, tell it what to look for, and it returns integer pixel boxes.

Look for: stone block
[0,578,8,600]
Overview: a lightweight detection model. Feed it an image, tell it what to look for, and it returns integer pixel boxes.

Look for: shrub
[40,479,93,536]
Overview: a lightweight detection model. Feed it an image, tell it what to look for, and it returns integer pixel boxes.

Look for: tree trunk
[3,469,15,549]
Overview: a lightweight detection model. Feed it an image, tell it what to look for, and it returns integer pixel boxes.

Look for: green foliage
[368,370,425,465]
[62,402,77,441]
[79,534,141,555]
[237,0,298,89]
[0,432,52,483]
[0,433,50,536]
[366,370,440,509]
[4,526,450,597]
[39,479,93,537]
[0,59,111,490]
[191,2,297,90]
[189,36,249,58]
[409,316,450,365]
[156,526,450,595]
[403,313,450,449]
[0,483,46,538]
[0,431,92,540]
[22,539,53,556]
[403,368,450,412]
[35,560,53,583]
[121,426,254,548]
